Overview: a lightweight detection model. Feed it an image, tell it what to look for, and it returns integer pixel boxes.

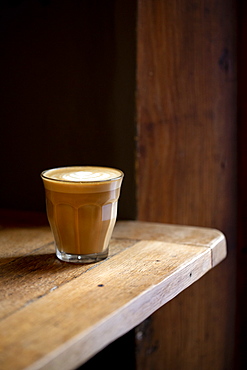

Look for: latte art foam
[59,170,116,182]
[43,166,123,183]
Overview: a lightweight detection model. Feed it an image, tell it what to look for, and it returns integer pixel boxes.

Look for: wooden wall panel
[237,1,247,368]
[136,0,237,369]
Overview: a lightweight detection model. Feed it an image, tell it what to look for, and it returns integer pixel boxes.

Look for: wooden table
[0,220,226,370]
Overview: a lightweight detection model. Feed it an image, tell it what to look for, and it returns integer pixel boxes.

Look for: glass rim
[41,166,124,184]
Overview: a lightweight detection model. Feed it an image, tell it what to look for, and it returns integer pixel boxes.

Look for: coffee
[41,166,124,263]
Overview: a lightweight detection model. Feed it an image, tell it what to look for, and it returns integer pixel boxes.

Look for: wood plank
[237,1,247,368]
[114,221,226,266]
[0,222,226,370]
[0,227,52,263]
[0,227,136,321]
[136,0,237,368]
[136,0,237,228]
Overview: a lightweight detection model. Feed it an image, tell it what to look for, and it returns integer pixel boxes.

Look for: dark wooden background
[136,0,237,369]
[0,0,245,369]
[0,0,136,221]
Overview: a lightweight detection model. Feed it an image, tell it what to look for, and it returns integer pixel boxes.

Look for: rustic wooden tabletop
[0,219,226,370]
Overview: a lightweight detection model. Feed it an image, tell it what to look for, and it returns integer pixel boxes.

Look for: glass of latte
[41,166,124,263]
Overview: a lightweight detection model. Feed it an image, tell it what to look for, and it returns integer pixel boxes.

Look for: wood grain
[237,1,247,368]
[136,0,237,368]
[0,227,135,321]
[114,221,226,267]
[0,221,226,370]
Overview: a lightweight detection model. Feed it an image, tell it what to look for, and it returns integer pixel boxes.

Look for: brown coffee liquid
[45,188,120,255]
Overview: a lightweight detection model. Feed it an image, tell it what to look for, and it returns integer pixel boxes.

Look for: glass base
[56,247,108,264]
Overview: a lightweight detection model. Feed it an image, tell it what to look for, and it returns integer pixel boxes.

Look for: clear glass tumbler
[41,166,124,263]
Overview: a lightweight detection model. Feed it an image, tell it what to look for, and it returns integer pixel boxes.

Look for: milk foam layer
[43,166,123,182]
